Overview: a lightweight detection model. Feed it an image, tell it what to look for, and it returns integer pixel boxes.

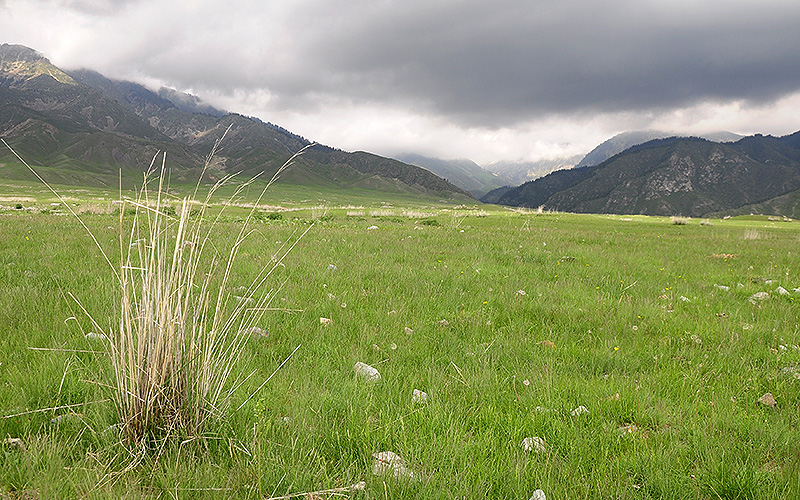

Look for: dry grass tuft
[743,229,761,240]
[104,142,312,445]
[4,134,312,447]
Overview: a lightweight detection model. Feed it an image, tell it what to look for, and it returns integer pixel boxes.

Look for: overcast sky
[3,0,800,164]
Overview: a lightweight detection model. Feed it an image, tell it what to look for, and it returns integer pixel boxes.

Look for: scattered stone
[570,405,589,416]
[776,286,790,296]
[4,437,24,450]
[50,413,80,424]
[244,326,268,337]
[412,389,429,404]
[617,424,638,435]
[354,362,381,382]
[679,296,691,302]
[758,392,777,409]
[404,326,414,335]
[84,332,106,341]
[351,482,366,491]
[320,317,332,326]
[437,319,449,327]
[521,436,546,454]
[516,289,527,296]
[529,489,547,500]
[372,451,417,481]
[103,423,122,435]
[750,292,770,302]
[327,264,338,271]
[367,225,379,230]
[713,284,730,291]
[388,310,397,316]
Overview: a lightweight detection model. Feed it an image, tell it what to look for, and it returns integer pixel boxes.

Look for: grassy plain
[1,189,799,499]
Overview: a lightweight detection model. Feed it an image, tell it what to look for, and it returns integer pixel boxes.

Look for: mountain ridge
[495,133,800,217]
[0,43,473,200]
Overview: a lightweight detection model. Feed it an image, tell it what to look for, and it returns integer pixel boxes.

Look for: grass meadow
[1,191,799,499]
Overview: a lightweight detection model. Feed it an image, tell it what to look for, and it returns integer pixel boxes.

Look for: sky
[3,0,800,165]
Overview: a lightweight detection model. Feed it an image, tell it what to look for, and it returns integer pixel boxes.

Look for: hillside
[395,154,509,197]
[0,44,472,200]
[575,130,743,168]
[494,133,800,217]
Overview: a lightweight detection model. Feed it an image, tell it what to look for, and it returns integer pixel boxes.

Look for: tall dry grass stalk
[109,140,313,444]
[3,134,313,445]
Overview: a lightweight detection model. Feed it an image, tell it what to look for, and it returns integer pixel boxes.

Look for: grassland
[1,191,799,499]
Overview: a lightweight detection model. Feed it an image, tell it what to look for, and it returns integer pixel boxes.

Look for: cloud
[59,0,139,15]
[3,0,800,162]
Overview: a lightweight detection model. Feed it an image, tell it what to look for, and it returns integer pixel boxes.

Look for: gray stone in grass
[354,362,381,382]
[571,405,589,416]
[529,489,546,500]
[758,392,777,409]
[244,326,268,337]
[750,292,770,301]
[327,264,338,271]
[85,332,106,341]
[50,413,80,424]
[776,286,790,296]
[4,437,24,450]
[412,389,428,404]
[521,436,546,453]
[713,284,730,291]
[372,451,418,481]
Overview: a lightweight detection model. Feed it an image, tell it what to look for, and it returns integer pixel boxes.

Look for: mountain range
[493,133,800,217]
[0,44,472,199]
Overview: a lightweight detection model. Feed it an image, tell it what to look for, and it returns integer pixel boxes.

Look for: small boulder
[758,392,777,409]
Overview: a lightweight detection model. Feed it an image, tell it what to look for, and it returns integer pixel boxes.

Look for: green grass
[1,202,799,498]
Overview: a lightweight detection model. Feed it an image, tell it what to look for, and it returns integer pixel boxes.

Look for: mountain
[485,155,584,186]
[494,133,800,218]
[0,44,473,199]
[395,154,510,197]
[576,130,743,168]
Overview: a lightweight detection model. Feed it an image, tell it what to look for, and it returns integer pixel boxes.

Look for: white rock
[713,284,730,291]
[327,264,338,271]
[244,326,268,337]
[750,292,770,301]
[412,389,429,404]
[529,489,546,500]
[679,296,691,302]
[354,362,381,382]
[320,317,332,325]
[570,405,589,416]
[367,225,379,230]
[372,451,417,481]
[521,436,546,454]
[84,332,106,341]
[777,286,790,295]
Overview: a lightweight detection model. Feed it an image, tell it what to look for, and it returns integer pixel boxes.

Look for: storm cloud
[3,0,800,162]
